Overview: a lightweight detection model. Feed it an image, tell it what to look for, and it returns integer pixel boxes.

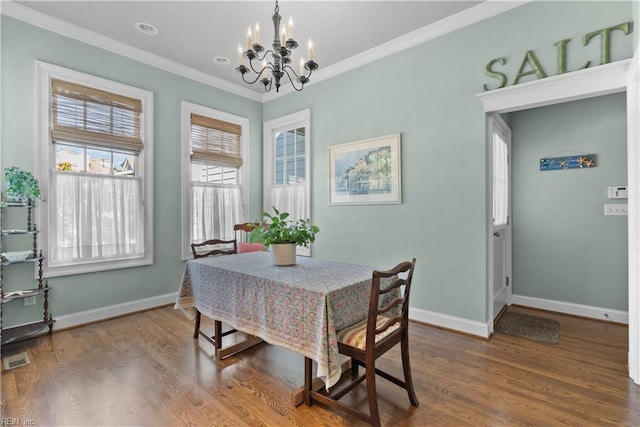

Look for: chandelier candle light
[236,0,318,92]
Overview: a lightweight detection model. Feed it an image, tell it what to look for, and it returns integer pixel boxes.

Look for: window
[181,102,250,259]
[263,110,311,256]
[492,116,510,228]
[36,61,154,277]
[274,128,306,185]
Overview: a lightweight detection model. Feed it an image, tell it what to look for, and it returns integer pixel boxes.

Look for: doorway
[509,94,627,321]
[477,58,638,384]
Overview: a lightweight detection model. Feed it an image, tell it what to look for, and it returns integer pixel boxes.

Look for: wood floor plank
[2,305,639,426]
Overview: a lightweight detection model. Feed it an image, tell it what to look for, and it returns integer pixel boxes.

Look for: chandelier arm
[305,66,314,79]
[282,67,305,91]
[241,71,268,86]
[282,64,301,80]
[246,52,275,74]
[251,49,273,63]
[247,59,263,75]
[283,62,314,80]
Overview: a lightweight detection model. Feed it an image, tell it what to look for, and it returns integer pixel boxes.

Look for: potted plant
[249,207,319,266]
[2,166,41,203]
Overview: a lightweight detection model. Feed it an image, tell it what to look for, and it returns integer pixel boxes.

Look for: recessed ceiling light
[135,22,158,36]
[213,56,231,66]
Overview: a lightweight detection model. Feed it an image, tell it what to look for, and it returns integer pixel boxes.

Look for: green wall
[634,0,639,47]
[0,16,262,326]
[510,93,628,310]
[263,1,633,322]
[0,1,634,329]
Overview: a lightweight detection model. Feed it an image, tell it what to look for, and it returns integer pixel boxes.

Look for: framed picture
[328,133,401,205]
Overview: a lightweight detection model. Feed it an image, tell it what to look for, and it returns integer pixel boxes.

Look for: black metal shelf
[1,255,43,267]
[2,286,51,304]
[1,196,52,346]
[1,229,39,236]
[1,319,55,345]
[3,201,36,208]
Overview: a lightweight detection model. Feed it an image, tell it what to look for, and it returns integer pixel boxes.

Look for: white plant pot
[271,243,297,266]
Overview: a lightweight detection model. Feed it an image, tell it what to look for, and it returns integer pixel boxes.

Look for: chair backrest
[234,223,267,253]
[366,258,416,349]
[234,223,257,243]
[191,239,237,259]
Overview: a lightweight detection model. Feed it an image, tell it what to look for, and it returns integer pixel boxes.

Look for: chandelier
[236,0,318,93]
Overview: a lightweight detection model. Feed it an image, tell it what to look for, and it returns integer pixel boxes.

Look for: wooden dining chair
[304,258,418,427]
[190,238,237,259]
[234,223,266,253]
[233,222,254,240]
[190,238,239,352]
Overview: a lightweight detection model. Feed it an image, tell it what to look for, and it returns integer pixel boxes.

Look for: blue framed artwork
[328,134,401,205]
[540,155,596,171]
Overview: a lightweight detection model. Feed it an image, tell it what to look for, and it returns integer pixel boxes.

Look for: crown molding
[263,0,530,102]
[1,1,263,102]
[2,0,528,105]
[476,59,630,114]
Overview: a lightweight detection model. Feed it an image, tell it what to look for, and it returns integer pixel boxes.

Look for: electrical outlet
[604,204,628,216]
[24,296,36,306]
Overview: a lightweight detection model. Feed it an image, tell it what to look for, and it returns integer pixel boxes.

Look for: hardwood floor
[1,305,639,426]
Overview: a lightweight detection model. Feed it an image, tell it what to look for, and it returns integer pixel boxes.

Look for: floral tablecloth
[174,251,378,389]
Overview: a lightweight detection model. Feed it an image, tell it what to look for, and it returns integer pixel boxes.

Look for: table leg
[195,319,264,360]
[291,358,351,406]
[215,335,264,360]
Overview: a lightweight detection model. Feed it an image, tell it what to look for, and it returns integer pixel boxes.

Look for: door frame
[476,58,637,384]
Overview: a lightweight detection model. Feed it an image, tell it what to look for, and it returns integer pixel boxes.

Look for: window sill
[43,254,153,278]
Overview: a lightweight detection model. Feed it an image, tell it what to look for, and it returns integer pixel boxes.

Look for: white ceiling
[13,1,483,95]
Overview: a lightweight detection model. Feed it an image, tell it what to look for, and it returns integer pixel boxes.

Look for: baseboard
[53,292,178,331]
[29,294,626,339]
[512,294,629,324]
[409,306,489,338]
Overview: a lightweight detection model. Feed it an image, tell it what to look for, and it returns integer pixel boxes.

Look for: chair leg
[401,333,419,407]
[351,359,359,376]
[214,320,223,354]
[304,357,313,406]
[193,310,201,339]
[365,359,381,427]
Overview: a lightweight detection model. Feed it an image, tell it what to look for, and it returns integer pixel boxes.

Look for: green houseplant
[3,166,41,203]
[249,207,319,265]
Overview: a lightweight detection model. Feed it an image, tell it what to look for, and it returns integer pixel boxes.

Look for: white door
[493,229,509,318]
[491,115,512,320]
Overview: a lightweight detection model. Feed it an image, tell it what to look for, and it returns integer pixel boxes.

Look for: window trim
[35,61,154,277]
[263,109,312,256]
[181,101,250,260]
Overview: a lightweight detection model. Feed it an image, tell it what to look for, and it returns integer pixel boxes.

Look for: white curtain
[52,173,144,262]
[192,183,242,241]
[493,131,509,227]
[271,183,308,224]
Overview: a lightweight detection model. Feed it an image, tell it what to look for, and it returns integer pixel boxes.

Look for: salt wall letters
[483,22,632,91]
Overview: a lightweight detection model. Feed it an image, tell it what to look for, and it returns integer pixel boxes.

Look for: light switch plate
[608,186,628,199]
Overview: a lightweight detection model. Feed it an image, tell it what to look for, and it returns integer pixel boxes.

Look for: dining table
[174,250,385,402]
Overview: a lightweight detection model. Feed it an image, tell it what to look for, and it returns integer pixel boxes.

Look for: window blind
[190,113,243,168]
[51,79,143,153]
